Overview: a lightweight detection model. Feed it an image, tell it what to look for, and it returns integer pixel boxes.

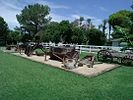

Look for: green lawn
[0,51,133,100]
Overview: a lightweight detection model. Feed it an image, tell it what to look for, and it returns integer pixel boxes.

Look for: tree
[108,22,112,40]
[59,20,73,43]
[21,34,32,43]
[108,10,132,29]
[115,26,133,48]
[98,19,107,37]
[41,22,61,43]
[71,19,79,27]
[86,18,93,29]
[79,17,84,27]
[114,19,133,48]
[102,19,107,35]
[0,16,9,45]
[7,30,21,45]
[71,27,86,44]
[87,28,106,45]
[16,3,51,41]
[98,24,102,30]
[108,10,133,39]
[87,18,91,26]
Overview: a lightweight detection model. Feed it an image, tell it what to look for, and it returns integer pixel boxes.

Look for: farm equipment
[97,49,133,66]
[22,43,96,69]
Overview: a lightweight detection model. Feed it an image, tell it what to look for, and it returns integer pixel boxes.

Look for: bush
[34,49,44,56]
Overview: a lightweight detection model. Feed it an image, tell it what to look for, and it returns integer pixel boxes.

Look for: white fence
[41,43,123,53]
[0,43,123,53]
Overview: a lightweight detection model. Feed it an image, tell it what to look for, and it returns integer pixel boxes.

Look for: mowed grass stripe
[0,51,133,100]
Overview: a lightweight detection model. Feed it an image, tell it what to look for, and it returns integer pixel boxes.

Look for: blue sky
[0,0,132,29]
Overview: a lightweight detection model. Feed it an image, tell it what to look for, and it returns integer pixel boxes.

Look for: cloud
[50,13,71,22]
[71,14,95,19]
[99,6,108,12]
[35,0,70,9]
[0,0,103,30]
[0,1,20,29]
[93,19,102,27]
[0,0,70,29]
[93,5,109,12]
[0,0,22,11]
[50,13,103,27]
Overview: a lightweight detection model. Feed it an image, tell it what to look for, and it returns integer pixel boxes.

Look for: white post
[89,46,91,53]
[79,46,81,54]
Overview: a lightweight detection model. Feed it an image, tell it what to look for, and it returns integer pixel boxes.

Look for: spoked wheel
[121,55,133,66]
[97,50,113,62]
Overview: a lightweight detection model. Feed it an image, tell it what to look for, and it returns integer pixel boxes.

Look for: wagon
[97,49,133,66]
[48,46,79,69]
[49,46,79,61]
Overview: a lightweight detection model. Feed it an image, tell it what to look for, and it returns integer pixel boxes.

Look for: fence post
[89,46,91,53]
[79,46,82,54]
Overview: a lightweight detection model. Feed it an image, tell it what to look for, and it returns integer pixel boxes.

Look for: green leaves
[16,3,51,39]
[7,30,21,44]
[87,29,106,45]
[114,26,133,47]
[108,9,133,48]
[0,16,9,45]
[108,10,133,28]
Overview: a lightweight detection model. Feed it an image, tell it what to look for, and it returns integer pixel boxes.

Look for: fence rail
[41,43,123,53]
[0,43,123,53]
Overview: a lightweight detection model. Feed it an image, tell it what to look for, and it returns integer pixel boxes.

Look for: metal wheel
[121,55,133,66]
[97,50,113,62]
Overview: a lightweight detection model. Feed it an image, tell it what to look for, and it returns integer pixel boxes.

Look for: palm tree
[102,19,107,35]
[108,23,112,41]
[79,17,84,27]
[86,18,91,29]
[98,24,102,30]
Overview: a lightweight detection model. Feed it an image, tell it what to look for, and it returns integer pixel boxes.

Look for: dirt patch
[12,53,120,77]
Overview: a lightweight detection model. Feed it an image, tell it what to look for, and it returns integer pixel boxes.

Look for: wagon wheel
[121,55,133,66]
[97,50,113,62]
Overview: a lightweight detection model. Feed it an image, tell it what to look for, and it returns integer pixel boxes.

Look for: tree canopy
[41,22,61,43]
[108,10,133,29]
[108,7,133,48]
[0,16,9,45]
[0,3,111,46]
[16,3,51,40]
[7,30,21,45]
[87,28,106,45]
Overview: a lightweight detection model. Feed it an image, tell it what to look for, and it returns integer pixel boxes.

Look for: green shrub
[34,49,44,56]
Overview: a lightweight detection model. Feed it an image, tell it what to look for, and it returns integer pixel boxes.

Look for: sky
[0,0,132,29]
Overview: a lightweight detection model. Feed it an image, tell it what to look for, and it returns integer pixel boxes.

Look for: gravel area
[11,52,120,77]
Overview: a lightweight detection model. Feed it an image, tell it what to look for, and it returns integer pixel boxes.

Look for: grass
[34,48,45,53]
[80,51,89,58]
[80,51,98,61]
[0,51,133,100]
